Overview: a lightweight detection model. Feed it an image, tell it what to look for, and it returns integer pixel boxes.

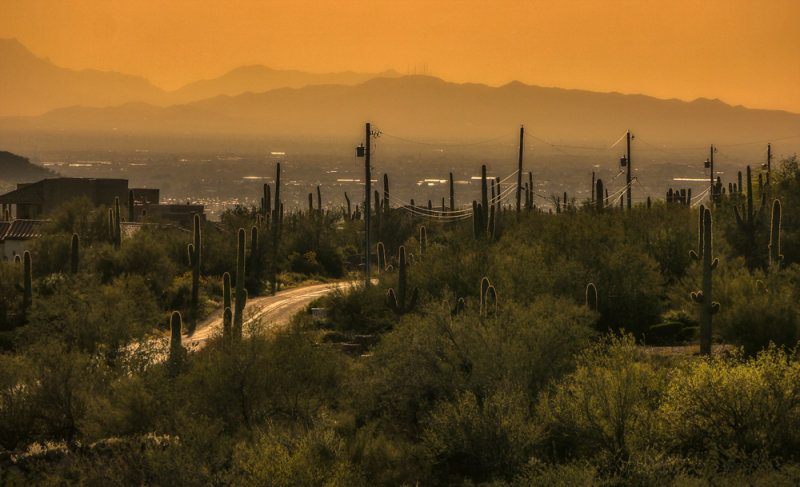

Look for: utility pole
[708,144,715,203]
[516,125,524,213]
[626,130,632,210]
[767,143,772,185]
[364,123,371,282]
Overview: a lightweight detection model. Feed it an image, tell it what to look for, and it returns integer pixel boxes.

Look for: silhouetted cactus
[482,284,498,318]
[222,272,232,342]
[233,228,247,339]
[22,250,31,319]
[263,183,271,223]
[733,165,766,268]
[316,185,322,213]
[128,189,135,222]
[689,204,705,261]
[690,208,719,355]
[70,233,79,274]
[169,311,185,374]
[769,199,783,268]
[383,173,390,211]
[188,214,201,328]
[480,276,491,315]
[419,226,427,256]
[386,246,418,314]
[595,179,604,212]
[113,197,121,248]
[344,192,351,218]
[376,241,387,273]
[586,282,598,311]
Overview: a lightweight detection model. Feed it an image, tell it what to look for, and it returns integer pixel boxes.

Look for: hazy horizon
[2,0,799,113]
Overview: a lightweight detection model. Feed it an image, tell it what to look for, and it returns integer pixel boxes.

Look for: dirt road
[185,281,355,350]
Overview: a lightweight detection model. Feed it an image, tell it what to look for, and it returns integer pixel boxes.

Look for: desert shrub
[352,296,595,437]
[421,387,537,484]
[225,425,365,486]
[22,274,161,355]
[659,345,800,460]
[537,335,666,468]
[712,263,800,355]
[318,282,395,335]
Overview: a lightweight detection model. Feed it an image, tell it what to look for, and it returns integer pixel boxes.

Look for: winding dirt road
[185,281,355,350]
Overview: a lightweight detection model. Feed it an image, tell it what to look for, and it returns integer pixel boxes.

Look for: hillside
[0,151,54,185]
[0,39,168,116]
[6,75,799,150]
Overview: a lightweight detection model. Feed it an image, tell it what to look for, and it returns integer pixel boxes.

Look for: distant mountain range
[1,38,799,150]
[0,38,401,116]
[4,75,799,149]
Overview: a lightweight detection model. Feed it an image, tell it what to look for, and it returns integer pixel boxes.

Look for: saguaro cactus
[169,311,185,373]
[386,246,418,314]
[419,226,427,257]
[233,228,247,339]
[344,192,352,219]
[733,166,766,267]
[188,214,201,328]
[377,241,387,273]
[383,174,390,211]
[690,208,720,355]
[22,250,32,319]
[769,199,783,268]
[222,272,232,341]
[595,179,604,212]
[128,189,135,222]
[586,282,598,311]
[690,205,705,261]
[70,233,79,274]
[113,197,121,248]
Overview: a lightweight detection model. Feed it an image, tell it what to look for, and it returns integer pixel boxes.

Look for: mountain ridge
[3,74,799,150]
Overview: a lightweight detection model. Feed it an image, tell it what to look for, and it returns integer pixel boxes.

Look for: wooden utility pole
[767,143,772,185]
[364,123,371,282]
[626,130,632,210]
[516,125,524,213]
[709,144,715,202]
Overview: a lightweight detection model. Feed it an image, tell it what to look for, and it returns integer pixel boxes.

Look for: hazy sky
[2,0,799,113]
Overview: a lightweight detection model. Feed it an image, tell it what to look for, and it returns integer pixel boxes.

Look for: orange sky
[2,0,799,113]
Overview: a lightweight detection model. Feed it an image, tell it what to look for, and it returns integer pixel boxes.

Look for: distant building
[0,177,200,226]
[0,219,43,261]
[0,178,129,219]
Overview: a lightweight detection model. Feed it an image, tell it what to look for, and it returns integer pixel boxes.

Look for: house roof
[0,221,10,240]
[1,219,43,240]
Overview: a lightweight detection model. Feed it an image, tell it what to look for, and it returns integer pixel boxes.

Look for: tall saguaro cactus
[449,172,455,211]
[386,246,418,314]
[128,189,135,222]
[690,208,720,355]
[595,179,604,212]
[733,165,766,268]
[769,199,783,269]
[188,214,201,328]
[22,250,32,320]
[169,311,185,374]
[233,228,247,339]
[586,283,598,312]
[70,233,79,274]
[222,272,232,342]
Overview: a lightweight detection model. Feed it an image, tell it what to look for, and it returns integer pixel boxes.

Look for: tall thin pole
[365,122,371,282]
[709,144,715,202]
[516,125,524,213]
[626,130,632,210]
[767,143,772,185]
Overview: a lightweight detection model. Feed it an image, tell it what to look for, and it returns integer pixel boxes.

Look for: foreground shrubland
[3,158,800,484]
